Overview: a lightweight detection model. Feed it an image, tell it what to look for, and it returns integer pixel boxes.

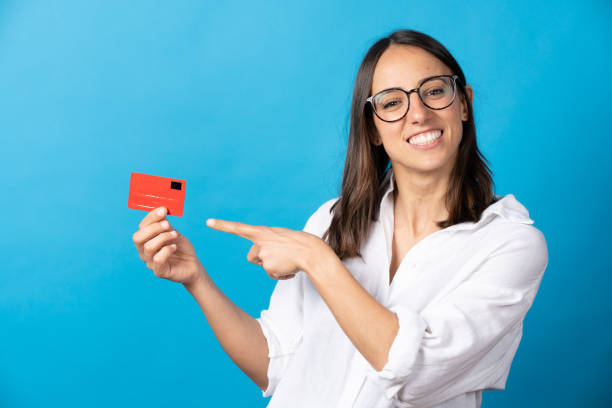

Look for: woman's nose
[405,91,430,123]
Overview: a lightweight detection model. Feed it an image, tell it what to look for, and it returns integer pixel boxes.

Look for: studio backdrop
[1,1,610,407]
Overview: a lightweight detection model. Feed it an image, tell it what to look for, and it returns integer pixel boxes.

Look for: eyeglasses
[366,74,459,122]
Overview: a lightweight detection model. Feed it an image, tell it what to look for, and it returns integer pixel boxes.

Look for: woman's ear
[461,85,473,122]
[369,130,382,146]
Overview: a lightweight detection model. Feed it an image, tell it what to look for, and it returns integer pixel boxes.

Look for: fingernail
[170,244,177,249]
[161,220,169,228]
[206,219,215,226]
[157,208,166,216]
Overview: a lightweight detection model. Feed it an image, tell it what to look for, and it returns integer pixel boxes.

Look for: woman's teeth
[408,130,442,145]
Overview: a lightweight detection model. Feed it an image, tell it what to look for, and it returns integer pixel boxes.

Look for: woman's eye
[426,88,445,96]
[382,100,401,109]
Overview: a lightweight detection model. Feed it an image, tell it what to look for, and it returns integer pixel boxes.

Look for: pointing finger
[206,219,264,240]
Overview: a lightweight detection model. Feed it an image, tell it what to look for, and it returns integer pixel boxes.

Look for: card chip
[171,181,182,190]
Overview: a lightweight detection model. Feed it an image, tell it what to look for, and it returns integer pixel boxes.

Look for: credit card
[128,172,186,216]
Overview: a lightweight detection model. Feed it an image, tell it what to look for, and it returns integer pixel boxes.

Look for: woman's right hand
[132,206,207,288]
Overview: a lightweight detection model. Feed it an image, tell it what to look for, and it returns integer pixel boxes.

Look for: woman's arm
[304,253,399,371]
[205,217,399,372]
[132,206,272,391]
[183,262,270,391]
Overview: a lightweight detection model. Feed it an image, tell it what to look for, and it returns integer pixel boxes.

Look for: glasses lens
[419,76,455,109]
[373,90,408,121]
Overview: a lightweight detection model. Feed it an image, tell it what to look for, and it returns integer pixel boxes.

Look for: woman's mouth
[407,129,443,150]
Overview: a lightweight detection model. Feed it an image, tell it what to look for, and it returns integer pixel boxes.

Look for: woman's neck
[391,165,450,237]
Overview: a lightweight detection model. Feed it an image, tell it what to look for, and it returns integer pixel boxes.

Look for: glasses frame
[366,74,460,123]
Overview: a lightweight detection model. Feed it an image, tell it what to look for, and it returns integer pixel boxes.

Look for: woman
[132,29,548,407]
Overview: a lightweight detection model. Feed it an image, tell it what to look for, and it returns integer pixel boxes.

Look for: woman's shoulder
[301,197,340,238]
[483,194,543,234]
[477,193,548,266]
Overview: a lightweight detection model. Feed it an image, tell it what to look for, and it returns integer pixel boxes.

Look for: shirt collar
[381,167,534,232]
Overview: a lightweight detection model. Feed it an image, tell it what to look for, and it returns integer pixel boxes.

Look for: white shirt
[256,169,548,408]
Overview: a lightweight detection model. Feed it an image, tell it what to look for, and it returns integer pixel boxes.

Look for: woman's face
[370,44,473,177]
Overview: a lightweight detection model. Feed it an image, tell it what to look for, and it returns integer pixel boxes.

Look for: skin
[131,44,474,390]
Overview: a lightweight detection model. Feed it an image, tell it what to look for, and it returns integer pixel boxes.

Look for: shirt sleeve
[359,223,549,408]
[255,198,338,397]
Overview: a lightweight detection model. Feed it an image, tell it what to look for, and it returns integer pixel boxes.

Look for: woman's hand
[206,218,329,280]
[133,206,208,287]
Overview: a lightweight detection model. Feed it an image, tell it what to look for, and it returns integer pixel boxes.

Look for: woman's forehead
[371,45,451,94]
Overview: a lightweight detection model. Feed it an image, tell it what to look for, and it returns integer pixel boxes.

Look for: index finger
[139,206,167,229]
[206,219,264,240]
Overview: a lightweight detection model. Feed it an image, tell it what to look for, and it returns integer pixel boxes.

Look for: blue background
[1,1,610,406]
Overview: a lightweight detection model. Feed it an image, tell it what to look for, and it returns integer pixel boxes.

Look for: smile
[408,129,443,146]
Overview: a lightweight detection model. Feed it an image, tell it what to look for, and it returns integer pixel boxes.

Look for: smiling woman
[132,29,548,408]
[325,32,494,266]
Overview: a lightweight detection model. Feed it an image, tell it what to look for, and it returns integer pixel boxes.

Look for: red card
[128,172,186,216]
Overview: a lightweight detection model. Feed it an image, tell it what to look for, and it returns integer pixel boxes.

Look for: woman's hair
[323,29,495,260]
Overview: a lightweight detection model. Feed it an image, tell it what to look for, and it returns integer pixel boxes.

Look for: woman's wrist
[183,261,212,293]
[302,239,339,281]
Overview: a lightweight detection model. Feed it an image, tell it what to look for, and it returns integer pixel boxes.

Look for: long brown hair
[323,29,495,260]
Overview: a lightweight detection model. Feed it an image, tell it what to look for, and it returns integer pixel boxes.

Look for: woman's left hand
[205,218,330,280]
